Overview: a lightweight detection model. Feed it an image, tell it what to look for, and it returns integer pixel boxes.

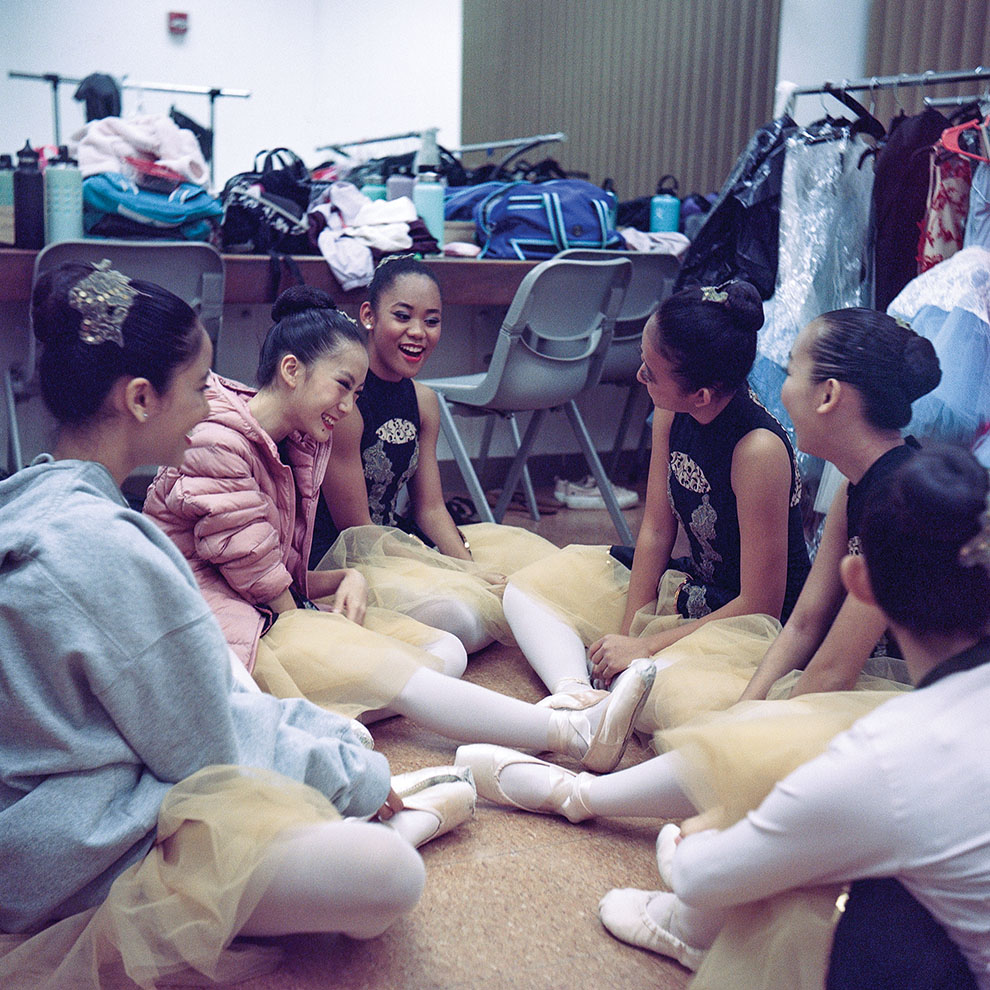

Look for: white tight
[392,666,557,750]
[420,631,470,679]
[240,820,424,939]
[502,581,591,692]
[583,752,697,820]
[410,602,493,661]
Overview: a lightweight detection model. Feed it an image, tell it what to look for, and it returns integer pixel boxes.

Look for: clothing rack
[318,129,565,157]
[9,71,251,183]
[784,66,990,118]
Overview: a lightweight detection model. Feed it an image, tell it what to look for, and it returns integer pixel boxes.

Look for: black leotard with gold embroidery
[666,386,810,621]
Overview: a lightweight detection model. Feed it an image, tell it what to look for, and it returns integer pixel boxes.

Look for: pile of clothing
[71,114,222,241]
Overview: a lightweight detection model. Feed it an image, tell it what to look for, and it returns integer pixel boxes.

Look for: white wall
[776,0,872,124]
[0,0,463,189]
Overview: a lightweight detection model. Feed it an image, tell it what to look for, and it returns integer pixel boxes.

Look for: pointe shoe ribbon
[598,889,705,970]
[563,658,656,774]
[536,687,610,711]
[454,744,594,823]
[390,766,477,847]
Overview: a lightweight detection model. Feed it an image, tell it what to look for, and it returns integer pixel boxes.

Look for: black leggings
[827,877,977,990]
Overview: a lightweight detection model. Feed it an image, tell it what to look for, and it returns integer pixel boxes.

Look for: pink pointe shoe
[545,658,655,773]
[454,744,595,823]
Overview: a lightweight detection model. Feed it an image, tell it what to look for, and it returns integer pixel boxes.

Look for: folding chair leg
[607,386,651,481]
[433,393,496,524]
[4,370,24,475]
[507,413,540,520]
[565,400,635,545]
[492,409,546,523]
[476,415,496,486]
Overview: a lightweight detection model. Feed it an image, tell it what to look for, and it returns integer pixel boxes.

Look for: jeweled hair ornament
[68,260,140,348]
[700,285,729,304]
[958,479,990,574]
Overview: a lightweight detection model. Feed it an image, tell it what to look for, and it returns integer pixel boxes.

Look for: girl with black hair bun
[0,263,436,986]
[311,255,559,656]
[607,445,990,989]
[497,279,810,732]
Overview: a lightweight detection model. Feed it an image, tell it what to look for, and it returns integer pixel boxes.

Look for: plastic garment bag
[675,116,797,299]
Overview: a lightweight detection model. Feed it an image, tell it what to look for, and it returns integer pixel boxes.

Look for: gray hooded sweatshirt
[0,459,390,933]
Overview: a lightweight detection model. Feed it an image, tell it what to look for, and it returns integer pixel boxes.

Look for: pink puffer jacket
[144,374,330,670]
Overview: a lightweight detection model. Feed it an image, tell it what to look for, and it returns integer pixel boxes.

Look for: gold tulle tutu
[316,523,559,645]
[252,605,444,718]
[0,766,343,989]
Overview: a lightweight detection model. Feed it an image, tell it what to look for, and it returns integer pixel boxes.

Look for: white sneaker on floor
[553,476,639,510]
[598,889,705,970]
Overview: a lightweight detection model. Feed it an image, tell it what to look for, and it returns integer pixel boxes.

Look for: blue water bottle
[44,145,84,244]
[0,155,14,246]
[413,171,445,250]
[649,175,680,233]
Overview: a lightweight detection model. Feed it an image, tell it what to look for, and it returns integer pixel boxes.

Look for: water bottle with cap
[361,172,386,201]
[44,145,84,244]
[602,177,619,230]
[413,171,445,250]
[0,155,14,246]
[13,140,44,250]
[649,175,681,233]
[412,127,440,176]
[386,167,415,202]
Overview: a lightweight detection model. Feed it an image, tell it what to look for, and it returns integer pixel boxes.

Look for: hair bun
[271,285,337,322]
[723,279,765,335]
[901,333,941,402]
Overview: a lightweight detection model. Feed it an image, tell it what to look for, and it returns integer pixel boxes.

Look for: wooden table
[0,248,537,307]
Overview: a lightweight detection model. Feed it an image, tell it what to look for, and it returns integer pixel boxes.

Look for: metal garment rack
[316,129,566,172]
[9,71,251,184]
[784,65,990,117]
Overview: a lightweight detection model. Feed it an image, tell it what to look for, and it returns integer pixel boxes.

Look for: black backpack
[221,148,314,254]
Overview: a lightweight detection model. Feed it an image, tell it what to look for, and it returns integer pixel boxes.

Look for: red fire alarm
[168,11,189,35]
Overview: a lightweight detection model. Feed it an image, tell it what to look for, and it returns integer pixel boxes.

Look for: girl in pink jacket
[145,286,656,775]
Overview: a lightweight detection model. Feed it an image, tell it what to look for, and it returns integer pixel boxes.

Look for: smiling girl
[311,256,557,655]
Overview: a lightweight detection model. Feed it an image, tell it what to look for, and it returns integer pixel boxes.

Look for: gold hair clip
[893,316,914,331]
[68,260,141,348]
[958,481,990,574]
[374,252,420,271]
[701,285,729,304]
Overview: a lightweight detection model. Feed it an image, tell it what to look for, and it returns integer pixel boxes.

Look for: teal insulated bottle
[0,155,14,246]
[413,171,445,250]
[44,145,84,244]
[649,175,680,233]
[361,173,386,201]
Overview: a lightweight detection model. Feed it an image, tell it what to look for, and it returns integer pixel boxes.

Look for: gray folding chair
[420,256,634,543]
[4,240,224,473]
[555,249,681,478]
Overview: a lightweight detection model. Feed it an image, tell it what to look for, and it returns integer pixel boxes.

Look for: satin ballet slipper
[656,823,682,888]
[390,766,477,847]
[598,889,705,970]
[546,658,656,773]
[536,685,611,711]
[454,744,595,823]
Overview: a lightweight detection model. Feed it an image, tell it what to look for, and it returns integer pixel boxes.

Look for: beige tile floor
[234,488,692,990]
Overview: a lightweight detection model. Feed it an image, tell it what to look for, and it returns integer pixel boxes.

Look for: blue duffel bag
[474,179,624,259]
